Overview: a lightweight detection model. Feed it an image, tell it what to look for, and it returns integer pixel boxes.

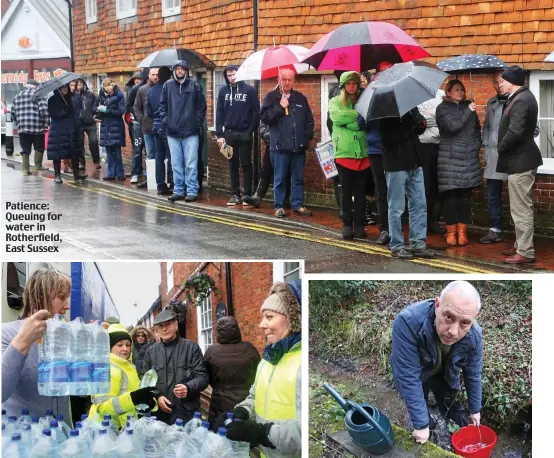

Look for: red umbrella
[302,22,430,72]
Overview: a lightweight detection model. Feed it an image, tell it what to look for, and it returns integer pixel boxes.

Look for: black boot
[333,179,343,219]
[428,201,445,234]
[243,177,270,208]
[72,157,87,181]
[365,199,378,225]
[53,160,63,184]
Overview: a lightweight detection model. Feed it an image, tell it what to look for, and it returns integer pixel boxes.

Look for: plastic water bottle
[169,418,185,432]
[37,331,48,395]
[44,314,71,396]
[101,420,117,442]
[127,414,137,428]
[90,321,110,394]
[29,429,57,458]
[17,409,32,429]
[7,416,19,435]
[183,411,202,436]
[142,417,167,458]
[4,433,29,458]
[59,429,90,458]
[3,424,11,449]
[91,429,118,458]
[29,417,42,445]
[224,412,234,427]
[115,428,143,457]
[136,367,157,411]
[75,422,93,449]
[20,424,33,453]
[55,415,71,440]
[189,420,210,454]
[39,411,55,430]
[69,318,92,395]
[48,420,66,445]
[103,415,118,437]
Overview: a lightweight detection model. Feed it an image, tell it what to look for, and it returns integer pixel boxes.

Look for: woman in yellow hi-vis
[218,281,302,458]
[89,324,158,429]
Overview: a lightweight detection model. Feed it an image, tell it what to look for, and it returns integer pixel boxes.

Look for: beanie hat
[502,65,526,87]
[260,282,301,333]
[108,323,132,349]
[339,71,361,89]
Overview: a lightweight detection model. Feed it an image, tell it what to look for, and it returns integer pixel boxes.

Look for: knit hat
[260,282,301,333]
[502,65,526,87]
[339,71,361,89]
[108,323,132,349]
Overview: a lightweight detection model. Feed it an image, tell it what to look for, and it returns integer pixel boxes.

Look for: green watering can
[324,382,395,455]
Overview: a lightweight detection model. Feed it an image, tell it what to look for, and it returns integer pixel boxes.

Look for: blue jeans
[385,167,427,252]
[153,127,173,191]
[167,135,199,197]
[270,149,306,210]
[144,133,155,160]
[105,144,124,178]
[131,123,144,176]
[486,179,503,231]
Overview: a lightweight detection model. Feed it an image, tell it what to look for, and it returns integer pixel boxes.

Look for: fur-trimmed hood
[130,325,154,342]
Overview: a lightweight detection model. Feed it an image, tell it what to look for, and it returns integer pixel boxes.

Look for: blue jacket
[93,85,126,147]
[46,90,79,161]
[159,60,207,138]
[390,300,483,429]
[215,65,260,137]
[260,88,314,153]
[147,82,164,129]
[357,115,384,155]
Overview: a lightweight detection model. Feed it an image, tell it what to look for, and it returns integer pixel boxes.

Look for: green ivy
[182,273,219,303]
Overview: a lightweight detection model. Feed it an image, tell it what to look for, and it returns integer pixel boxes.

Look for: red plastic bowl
[452,425,498,458]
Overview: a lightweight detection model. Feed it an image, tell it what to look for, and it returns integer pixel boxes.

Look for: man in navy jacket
[391,281,483,444]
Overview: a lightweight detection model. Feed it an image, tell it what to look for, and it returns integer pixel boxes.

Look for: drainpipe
[253,0,259,185]
[225,262,234,317]
[66,0,74,71]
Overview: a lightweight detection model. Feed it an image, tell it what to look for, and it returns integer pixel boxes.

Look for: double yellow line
[63,180,498,273]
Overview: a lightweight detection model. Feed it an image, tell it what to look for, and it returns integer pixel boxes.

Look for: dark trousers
[19,133,45,155]
[153,127,173,191]
[336,163,367,228]
[369,154,388,231]
[442,188,472,225]
[131,123,144,176]
[486,179,504,231]
[423,374,468,428]
[228,134,253,196]
[419,143,441,224]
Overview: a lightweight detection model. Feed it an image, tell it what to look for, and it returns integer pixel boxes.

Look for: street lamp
[133,302,138,326]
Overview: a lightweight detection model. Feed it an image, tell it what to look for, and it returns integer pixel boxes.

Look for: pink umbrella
[234,45,310,82]
[302,22,430,72]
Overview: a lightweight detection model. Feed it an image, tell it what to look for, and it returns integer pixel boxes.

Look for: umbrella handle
[285,107,289,115]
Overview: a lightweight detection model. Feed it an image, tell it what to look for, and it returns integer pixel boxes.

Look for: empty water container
[59,429,90,458]
[4,433,29,458]
[91,429,118,458]
[183,411,202,436]
[115,428,143,457]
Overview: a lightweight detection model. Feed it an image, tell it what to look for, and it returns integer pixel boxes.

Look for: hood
[130,325,154,342]
[158,66,172,84]
[339,71,361,89]
[76,78,89,93]
[216,316,242,344]
[223,65,240,86]
[126,70,144,87]
[172,60,190,81]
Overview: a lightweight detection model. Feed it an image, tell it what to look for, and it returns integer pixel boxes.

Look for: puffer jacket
[436,98,482,192]
[93,85,126,147]
[390,300,483,430]
[47,89,79,161]
[329,95,367,160]
[142,336,209,425]
[204,317,260,424]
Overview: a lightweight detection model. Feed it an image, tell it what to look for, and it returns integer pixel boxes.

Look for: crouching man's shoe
[502,254,535,264]
[480,230,503,244]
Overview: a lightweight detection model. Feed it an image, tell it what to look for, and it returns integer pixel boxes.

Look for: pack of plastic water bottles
[38,315,111,396]
[2,408,251,458]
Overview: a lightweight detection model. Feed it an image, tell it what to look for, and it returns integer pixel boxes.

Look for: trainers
[376,231,391,245]
[391,248,414,259]
[157,188,172,196]
[410,247,436,258]
[168,194,186,202]
[137,180,148,189]
[480,230,504,244]
[130,175,139,184]
[242,197,252,207]
[184,195,197,202]
[227,195,241,206]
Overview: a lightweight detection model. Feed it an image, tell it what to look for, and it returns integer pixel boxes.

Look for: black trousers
[419,143,441,223]
[442,188,472,225]
[19,133,45,154]
[336,163,367,227]
[228,133,253,196]
[423,374,468,428]
[369,154,388,231]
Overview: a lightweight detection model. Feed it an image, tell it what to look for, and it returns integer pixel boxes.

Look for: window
[212,70,226,130]
[86,0,98,24]
[273,262,302,282]
[196,295,213,353]
[116,0,137,20]
[162,0,181,17]
[96,74,107,93]
[529,71,554,174]
[166,262,174,294]
[320,75,339,145]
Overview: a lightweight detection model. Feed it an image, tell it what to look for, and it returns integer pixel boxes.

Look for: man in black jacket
[76,79,100,169]
[260,69,314,218]
[142,308,209,425]
[216,65,260,206]
[380,108,435,260]
[497,65,543,264]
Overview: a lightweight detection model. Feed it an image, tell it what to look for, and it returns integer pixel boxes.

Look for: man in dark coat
[260,68,314,218]
[204,317,260,427]
[497,65,543,264]
[391,281,483,444]
[75,78,100,169]
[142,308,209,425]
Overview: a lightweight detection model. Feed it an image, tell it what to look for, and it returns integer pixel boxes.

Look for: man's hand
[173,384,188,399]
[469,412,481,426]
[280,96,289,109]
[157,395,173,413]
[12,310,50,356]
[216,138,225,146]
[413,427,430,444]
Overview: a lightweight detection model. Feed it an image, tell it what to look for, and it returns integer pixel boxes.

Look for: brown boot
[445,224,457,246]
[457,223,468,246]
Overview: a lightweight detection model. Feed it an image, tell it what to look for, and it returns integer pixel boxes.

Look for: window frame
[211,68,227,131]
[116,0,137,20]
[273,262,302,283]
[162,0,181,18]
[85,0,98,24]
[196,294,213,353]
[529,70,554,174]
[319,75,339,146]
[166,262,174,294]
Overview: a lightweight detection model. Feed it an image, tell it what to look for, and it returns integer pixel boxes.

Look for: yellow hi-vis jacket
[88,352,140,429]
[236,340,302,458]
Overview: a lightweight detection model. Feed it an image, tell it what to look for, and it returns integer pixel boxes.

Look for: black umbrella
[31,72,83,101]
[137,48,215,69]
[355,61,448,121]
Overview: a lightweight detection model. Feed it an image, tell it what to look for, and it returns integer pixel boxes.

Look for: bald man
[390,281,483,444]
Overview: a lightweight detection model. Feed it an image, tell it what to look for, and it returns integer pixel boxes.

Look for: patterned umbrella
[545,51,554,62]
[302,22,430,72]
[436,54,508,73]
[234,45,310,82]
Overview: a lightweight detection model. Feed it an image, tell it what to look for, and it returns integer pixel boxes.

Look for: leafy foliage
[182,273,219,303]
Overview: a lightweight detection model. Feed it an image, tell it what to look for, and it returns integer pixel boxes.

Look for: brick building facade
[72,0,554,235]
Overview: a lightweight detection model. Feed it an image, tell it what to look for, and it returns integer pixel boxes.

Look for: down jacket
[390,300,483,430]
[131,326,154,375]
[436,98,482,192]
[47,89,80,161]
[93,85,126,147]
[203,317,260,424]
